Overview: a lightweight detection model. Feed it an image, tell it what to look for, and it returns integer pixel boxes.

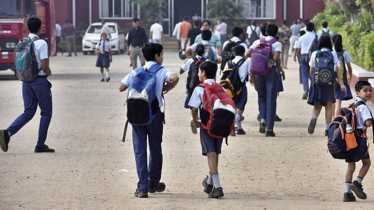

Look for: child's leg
[207,152,221,188]
[334,99,342,118]
[100,67,104,80]
[357,159,371,181]
[105,67,110,78]
[312,103,322,118]
[324,101,333,130]
[345,162,356,192]
[235,109,244,130]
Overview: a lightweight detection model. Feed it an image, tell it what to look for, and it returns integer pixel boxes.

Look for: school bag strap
[353,101,374,143]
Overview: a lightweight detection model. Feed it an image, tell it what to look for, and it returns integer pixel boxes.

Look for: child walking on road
[96,33,112,82]
[332,34,353,117]
[343,81,372,202]
[188,61,225,198]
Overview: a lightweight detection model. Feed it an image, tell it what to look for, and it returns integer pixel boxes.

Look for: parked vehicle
[82,22,125,55]
[0,0,56,75]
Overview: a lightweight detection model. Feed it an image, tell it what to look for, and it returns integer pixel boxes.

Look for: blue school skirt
[96,52,110,68]
[307,82,335,106]
[335,81,353,100]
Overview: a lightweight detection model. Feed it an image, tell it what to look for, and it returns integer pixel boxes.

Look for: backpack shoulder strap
[267,38,277,44]
[227,60,233,68]
[236,58,245,67]
[147,64,163,73]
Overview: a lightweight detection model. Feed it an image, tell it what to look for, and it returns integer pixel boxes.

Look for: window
[100,0,139,19]
[238,0,275,19]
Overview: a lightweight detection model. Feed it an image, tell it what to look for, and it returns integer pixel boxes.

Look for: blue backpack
[126,64,163,125]
[14,36,40,82]
[313,50,336,86]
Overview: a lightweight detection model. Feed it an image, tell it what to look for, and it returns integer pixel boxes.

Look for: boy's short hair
[260,23,268,36]
[355,81,371,92]
[266,24,278,37]
[282,19,287,25]
[306,22,314,32]
[234,45,245,57]
[322,21,328,28]
[195,44,205,56]
[142,43,163,61]
[193,20,201,27]
[232,26,243,37]
[132,17,139,22]
[27,17,42,33]
[201,30,212,41]
[199,61,217,79]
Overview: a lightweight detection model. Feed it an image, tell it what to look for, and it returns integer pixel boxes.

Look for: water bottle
[346,124,353,133]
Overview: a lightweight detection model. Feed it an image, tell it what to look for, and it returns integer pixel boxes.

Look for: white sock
[261,119,265,123]
[105,71,110,78]
[207,174,213,185]
[211,173,221,188]
[312,116,318,119]
[356,177,363,183]
[235,114,242,129]
[101,73,104,79]
[325,122,330,130]
[345,182,351,193]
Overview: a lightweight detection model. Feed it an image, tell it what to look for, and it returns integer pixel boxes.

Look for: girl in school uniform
[332,34,353,117]
[96,33,112,82]
[307,34,347,136]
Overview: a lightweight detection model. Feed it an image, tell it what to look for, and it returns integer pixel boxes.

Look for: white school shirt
[296,31,316,54]
[309,48,340,71]
[121,61,177,107]
[222,36,248,52]
[250,36,282,66]
[55,23,61,37]
[172,22,181,40]
[188,79,216,109]
[355,98,372,130]
[181,55,204,72]
[223,56,251,82]
[95,40,110,52]
[150,23,163,40]
[28,33,48,76]
[189,40,218,61]
[246,25,260,38]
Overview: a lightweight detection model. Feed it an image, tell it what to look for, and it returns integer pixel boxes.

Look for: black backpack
[219,59,246,102]
[306,35,318,63]
[247,26,259,47]
[221,40,242,70]
[187,57,206,95]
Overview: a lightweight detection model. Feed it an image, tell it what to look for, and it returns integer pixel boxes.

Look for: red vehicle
[0,0,55,74]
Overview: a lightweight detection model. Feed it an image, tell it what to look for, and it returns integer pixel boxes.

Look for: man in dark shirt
[184,20,201,50]
[62,19,77,57]
[127,18,148,69]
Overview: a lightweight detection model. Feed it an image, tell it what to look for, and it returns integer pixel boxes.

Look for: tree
[206,0,244,32]
[132,0,167,31]
[324,0,358,20]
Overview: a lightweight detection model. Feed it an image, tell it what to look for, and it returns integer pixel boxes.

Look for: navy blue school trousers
[255,66,278,131]
[7,76,52,147]
[131,109,164,191]
[300,55,310,93]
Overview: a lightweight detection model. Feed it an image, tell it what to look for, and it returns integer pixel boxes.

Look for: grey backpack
[14,36,40,82]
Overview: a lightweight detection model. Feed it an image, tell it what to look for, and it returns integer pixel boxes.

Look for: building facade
[55,0,325,34]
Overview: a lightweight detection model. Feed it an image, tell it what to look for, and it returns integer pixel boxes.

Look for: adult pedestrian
[127,18,148,69]
[184,20,201,50]
[289,20,300,56]
[149,19,164,44]
[172,18,182,51]
[278,20,291,69]
[179,17,192,50]
[215,20,227,44]
[0,17,54,153]
[194,20,222,56]
[54,20,63,56]
[62,19,77,57]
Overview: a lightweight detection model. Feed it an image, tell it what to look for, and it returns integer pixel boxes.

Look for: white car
[82,22,125,55]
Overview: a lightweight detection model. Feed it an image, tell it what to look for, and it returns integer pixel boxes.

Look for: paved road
[0,52,373,209]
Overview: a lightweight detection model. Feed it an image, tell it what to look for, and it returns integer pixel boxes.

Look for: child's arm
[347,62,352,84]
[365,119,372,128]
[109,49,112,62]
[191,107,200,128]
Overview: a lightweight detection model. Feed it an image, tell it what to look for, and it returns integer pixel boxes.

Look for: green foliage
[133,0,166,32]
[362,32,374,70]
[206,0,244,31]
[323,0,358,16]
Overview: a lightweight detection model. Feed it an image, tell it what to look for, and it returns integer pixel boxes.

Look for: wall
[302,0,325,21]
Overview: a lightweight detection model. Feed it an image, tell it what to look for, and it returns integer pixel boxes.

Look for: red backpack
[199,83,236,139]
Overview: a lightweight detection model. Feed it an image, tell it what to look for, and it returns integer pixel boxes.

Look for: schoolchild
[295,22,317,100]
[342,81,372,202]
[307,34,346,136]
[185,30,218,63]
[247,23,282,137]
[188,61,225,198]
[293,30,306,84]
[180,44,206,134]
[222,26,248,53]
[119,43,179,198]
[332,34,353,117]
[223,45,251,135]
[95,33,112,82]
[0,17,54,153]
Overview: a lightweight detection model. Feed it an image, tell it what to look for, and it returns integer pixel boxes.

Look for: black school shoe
[0,130,10,152]
[34,145,55,153]
[308,118,317,134]
[202,176,213,194]
[208,187,224,198]
[148,182,166,193]
[259,123,266,134]
[134,189,148,198]
[257,114,282,122]
[350,181,367,199]
[265,130,276,137]
[343,192,356,202]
